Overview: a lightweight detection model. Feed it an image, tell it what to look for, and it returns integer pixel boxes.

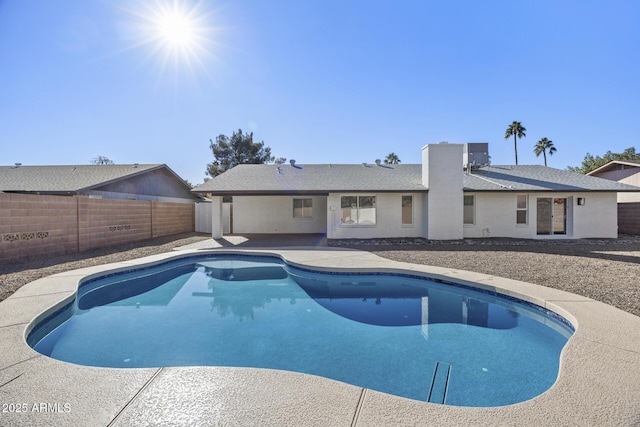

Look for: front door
[537,198,566,235]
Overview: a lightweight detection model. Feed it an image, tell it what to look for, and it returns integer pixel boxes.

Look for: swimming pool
[28,254,573,407]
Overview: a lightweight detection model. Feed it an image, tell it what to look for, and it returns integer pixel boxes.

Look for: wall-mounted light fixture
[577,197,586,206]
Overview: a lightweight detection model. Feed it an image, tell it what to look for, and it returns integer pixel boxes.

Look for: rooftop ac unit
[463,143,490,169]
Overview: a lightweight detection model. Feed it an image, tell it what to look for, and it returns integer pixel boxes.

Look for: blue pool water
[29,255,573,407]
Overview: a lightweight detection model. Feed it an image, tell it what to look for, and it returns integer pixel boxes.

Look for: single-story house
[586,160,640,202]
[0,163,199,203]
[192,143,639,240]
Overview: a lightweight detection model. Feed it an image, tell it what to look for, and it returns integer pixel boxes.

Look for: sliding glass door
[537,198,566,235]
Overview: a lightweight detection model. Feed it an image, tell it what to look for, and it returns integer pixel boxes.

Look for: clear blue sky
[1,0,639,185]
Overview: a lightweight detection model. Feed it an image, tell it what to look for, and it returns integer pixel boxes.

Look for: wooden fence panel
[618,202,640,235]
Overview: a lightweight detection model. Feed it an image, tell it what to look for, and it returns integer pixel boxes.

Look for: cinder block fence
[0,193,194,261]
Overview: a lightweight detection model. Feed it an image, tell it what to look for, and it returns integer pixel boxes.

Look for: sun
[156,9,195,46]
[150,2,202,55]
[122,0,217,77]
[144,1,208,64]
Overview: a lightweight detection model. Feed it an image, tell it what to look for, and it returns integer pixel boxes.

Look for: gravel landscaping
[0,232,212,303]
[338,236,640,317]
[2,232,639,318]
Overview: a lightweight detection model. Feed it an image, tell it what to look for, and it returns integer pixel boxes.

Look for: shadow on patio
[176,233,328,250]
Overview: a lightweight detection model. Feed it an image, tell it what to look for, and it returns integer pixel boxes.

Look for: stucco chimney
[421,143,464,240]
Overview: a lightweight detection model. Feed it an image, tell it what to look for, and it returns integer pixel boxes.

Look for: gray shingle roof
[192,163,640,194]
[194,164,426,194]
[464,165,640,191]
[0,164,166,193]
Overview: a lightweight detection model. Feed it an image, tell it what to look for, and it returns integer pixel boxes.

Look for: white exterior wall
[463,192,618,239]
[618,192,640,203]
[326,193,424,239]
[233,195,327,234]
[571,192,618,238]
[422,143,464,240]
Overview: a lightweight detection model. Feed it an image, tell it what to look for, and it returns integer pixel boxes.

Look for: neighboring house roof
[192,163,639,195]
[0,164,193,195]
[586,160,640,176]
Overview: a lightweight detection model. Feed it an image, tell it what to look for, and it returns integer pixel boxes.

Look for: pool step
[427,361,451,404]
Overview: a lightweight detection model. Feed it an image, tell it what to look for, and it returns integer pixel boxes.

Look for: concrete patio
[1,246,639,426]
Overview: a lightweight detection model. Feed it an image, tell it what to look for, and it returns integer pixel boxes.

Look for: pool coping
[1,247,639,426]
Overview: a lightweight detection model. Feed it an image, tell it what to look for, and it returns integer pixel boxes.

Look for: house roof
[586,160,640,176]
[464,165,640,191]
[0,164,187,194]
[193,164,427,194]
[192,163,639,195]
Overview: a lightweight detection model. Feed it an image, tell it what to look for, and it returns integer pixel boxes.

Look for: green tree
[568,147,640,174]
[91,155,114,165]
[206,129,274,177]
[533,137,557,166]
[384,152,401,164]
[504,121,527,165]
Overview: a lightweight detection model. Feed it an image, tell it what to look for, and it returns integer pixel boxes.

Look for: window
[341,195,377,225]
[293,198,313,218]
[402,195,413,225]
[516,195,528,225]
[463,195,475,225]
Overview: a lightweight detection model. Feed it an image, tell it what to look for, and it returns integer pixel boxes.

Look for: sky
[1,0,639,185]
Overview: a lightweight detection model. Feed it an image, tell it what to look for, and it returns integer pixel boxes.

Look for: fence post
[211,196,223,239]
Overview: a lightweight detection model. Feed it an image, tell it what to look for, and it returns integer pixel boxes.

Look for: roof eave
[3,190,76,196]
[587,160,640,176]
[78,164,167,192]
[465,188,638,192]
[193,189,429,195]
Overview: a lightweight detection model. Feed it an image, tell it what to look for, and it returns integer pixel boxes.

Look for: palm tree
[533,137,556,166]
[504,121,527,165]
[384,152,401,164]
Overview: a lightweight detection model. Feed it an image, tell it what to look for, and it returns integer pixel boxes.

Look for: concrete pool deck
[1,247,639,426]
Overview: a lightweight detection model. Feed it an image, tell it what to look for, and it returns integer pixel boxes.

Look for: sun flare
[123,0,217,77]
